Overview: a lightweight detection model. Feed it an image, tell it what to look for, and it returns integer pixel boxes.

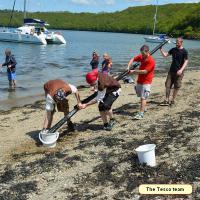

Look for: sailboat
[0,0,66,45]
[144,0,167,43]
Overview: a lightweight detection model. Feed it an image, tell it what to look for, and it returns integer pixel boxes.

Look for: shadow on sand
[26,130,41,147]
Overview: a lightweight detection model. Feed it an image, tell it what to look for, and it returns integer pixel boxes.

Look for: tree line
[0,3,199,39]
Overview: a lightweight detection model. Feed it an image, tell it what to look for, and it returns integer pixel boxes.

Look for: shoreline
[0,69,169,112]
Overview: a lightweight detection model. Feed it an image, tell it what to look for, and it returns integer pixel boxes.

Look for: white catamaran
[144,0,168,43]
[0,0,66,45]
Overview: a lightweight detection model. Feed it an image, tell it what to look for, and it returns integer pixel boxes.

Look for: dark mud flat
[0,70,200,200]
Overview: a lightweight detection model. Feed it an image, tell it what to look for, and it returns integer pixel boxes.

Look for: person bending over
[43,79,81,132]
[80,71,121,131]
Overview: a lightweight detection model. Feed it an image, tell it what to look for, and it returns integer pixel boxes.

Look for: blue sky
[0,0,199,13]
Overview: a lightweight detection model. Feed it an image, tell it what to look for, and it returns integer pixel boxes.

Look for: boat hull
[45,33,66,44]
[144,36,166,43]
[0,31,47,45]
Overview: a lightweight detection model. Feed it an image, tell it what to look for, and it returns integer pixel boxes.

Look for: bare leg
[9,81,12,88]
[100,111,108,124]
[106,109,113,121]
[171,88,179,102]
[13,80,16,88]
[43,111,54,129]
[165,87,171,102]
[140,98,147,112]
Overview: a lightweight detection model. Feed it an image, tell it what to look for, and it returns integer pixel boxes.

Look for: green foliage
[0,3,200,39]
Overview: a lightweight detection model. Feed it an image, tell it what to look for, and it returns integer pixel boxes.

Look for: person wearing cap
[90,51,99,70]
[127,45,156,120]
[79,71,121,131]
[43,79,81,132]
[0,49,17,89]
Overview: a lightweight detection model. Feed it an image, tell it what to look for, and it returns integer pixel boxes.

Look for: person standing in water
[0,49,17,89]
[90,51,99,71]
[102,53,112,75]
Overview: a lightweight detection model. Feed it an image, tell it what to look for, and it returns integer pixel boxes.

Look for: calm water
[0,30,200,110]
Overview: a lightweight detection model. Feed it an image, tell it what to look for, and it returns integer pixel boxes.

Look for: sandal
[169,100,175,106]
[160,100,169,106]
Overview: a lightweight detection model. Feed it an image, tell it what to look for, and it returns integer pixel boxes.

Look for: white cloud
[70,0,90,5]
[105,0,115,5]
[181,0,199,2]
[70,0,116,6]
[124,0,152,2]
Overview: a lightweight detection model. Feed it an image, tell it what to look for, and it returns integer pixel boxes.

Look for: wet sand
[0,69,200,200]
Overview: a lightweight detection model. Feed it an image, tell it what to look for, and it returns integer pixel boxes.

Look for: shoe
[160,100,169,106]
[169,100,175,106]
[109,118,116,126]
[67,121,75,132]
[103,123,113,131]
[134,112,144,120]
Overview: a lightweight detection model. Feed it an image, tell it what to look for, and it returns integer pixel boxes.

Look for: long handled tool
[49,39,170,133]
[49,91,98,133]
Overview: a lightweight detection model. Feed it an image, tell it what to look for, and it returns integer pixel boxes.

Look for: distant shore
[1,2,200,40]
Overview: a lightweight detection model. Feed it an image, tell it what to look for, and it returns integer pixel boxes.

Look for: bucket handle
[39,132,59,145]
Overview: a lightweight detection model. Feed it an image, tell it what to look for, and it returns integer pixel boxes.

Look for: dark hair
[140,45,149,52]
[92,51,99,58]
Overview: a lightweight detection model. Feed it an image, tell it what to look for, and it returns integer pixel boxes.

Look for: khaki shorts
[165,72,184,89]
[56,99,69,114]
[45,94,69,114]
[135,84,151,100]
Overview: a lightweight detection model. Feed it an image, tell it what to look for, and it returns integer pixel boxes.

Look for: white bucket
[39,131,59,148]
[135,144,156,167]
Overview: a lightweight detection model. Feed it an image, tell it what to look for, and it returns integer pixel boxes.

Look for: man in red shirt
[127,45,155,119]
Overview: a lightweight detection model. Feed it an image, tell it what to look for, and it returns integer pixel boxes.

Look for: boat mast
[8,0,17,27]
[24,0,27,19]
[153,0,158,35]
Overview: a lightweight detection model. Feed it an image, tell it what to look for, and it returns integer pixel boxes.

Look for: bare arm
[177,59,188,75]
[80,99,97,109]
[74,91,81,104]
[127,58,134,69]
[108,62,112,70]
[129,69,148,75]
[160,48,169,57]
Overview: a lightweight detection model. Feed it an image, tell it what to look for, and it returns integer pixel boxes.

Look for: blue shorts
[7,71,16,81]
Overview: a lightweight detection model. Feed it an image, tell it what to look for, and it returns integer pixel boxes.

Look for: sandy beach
[0,69,200,200]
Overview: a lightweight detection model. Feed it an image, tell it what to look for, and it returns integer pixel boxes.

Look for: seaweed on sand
[0,181,37,200]
[0,165,15,183]
[74,136,125,150]
[64,155,84,167]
